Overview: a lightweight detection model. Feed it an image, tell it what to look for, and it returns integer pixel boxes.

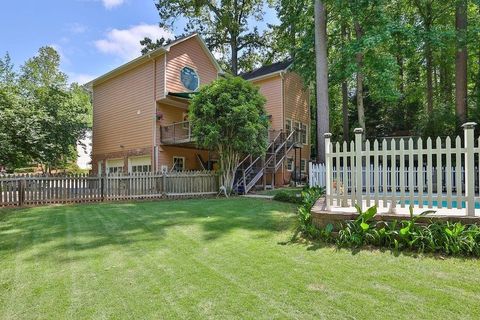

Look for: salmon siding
[89,34,310,185]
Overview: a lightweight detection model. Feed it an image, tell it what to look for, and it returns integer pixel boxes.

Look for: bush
[294,187,325,238]
[273,191,302,204]
[315,205,480,257]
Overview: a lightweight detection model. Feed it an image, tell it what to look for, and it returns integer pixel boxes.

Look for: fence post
[19,178,26,206]
[100,175,105,201]
[463,122,477,216]
[309,162,313,186]
[324,133,332,209]
[354,128,364,210]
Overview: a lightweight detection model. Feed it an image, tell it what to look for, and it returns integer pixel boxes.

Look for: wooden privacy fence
[323,122,479,216]
[0,171,219,207]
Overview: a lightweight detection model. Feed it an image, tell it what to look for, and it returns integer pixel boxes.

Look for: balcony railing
[160,121,194,145]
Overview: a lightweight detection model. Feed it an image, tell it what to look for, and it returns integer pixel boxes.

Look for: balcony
[160,121,194,145]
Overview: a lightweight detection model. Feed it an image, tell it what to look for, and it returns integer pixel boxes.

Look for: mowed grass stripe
[1,198,480,319]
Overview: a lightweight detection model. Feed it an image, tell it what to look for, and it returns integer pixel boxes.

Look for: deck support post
[354,128,364,210]
[463,122,477,216]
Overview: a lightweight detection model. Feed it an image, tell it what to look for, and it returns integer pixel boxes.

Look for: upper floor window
[285,119,292,133]
[180,67,199,91]
[301,123,308,144]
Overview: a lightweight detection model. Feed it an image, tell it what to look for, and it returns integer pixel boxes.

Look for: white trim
[86,33,222,88]
[163,53,167,97]
[286,157,294,172]
[301,123,308,145]
[128,155,151,173]
[86,49,167,88]
[246,70,286,83]
[180,66,200,92]
[285,118,293,132]
[300,159,307,172]
[172,156,186,171]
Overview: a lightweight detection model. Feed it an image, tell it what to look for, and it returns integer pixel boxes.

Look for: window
[132,165,151,173]
[106,159,124,175]
[301,123,308,145]
[128,156,151,173]
[300,159,307,172]
[286,157,294,172]
[295,121,301,142]
[173,156,185,171]
[180,67,199,91]
[285,119,292,134]
[108,166,123,174]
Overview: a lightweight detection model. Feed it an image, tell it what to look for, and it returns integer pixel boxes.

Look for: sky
[0,0,278,85]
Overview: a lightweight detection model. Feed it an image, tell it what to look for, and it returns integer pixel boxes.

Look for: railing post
[324,133,332,209]
[463,122,477,216]
[354,128,364,210]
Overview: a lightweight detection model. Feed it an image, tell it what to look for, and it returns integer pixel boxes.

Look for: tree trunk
[341,23,349,142]
[425,4,434,113]
[455,0,468,125]
[354,21,366,134]
[314,0,329,163]
[230,36,238,76]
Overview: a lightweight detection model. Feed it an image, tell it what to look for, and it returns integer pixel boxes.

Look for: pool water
[402,200,480,209]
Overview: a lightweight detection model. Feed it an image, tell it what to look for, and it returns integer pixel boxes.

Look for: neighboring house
[87,33,310,188]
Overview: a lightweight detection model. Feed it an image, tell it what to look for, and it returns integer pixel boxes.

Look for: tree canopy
[145,0,273,75]
[0,47,92,172]
[189,76,269,192]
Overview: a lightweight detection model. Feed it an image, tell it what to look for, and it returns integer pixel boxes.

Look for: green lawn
[1,198,480,319]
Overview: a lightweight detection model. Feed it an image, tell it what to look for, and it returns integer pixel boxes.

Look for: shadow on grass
[288,235,477,261]
[0,198,297,262]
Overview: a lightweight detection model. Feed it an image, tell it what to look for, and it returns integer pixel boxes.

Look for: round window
[180,67,199,91]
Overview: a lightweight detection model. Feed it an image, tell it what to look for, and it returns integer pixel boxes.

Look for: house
[87,33,310,189]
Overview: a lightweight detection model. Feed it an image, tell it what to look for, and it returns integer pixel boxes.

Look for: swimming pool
[402,200,480,209]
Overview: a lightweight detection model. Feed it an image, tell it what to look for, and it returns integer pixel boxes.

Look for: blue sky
[0,0,278,85]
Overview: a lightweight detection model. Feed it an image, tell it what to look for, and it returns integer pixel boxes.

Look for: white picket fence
[309,163,326,187]
[320,122,479,216]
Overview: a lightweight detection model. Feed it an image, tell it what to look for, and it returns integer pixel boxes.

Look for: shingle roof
[240,59,293,80]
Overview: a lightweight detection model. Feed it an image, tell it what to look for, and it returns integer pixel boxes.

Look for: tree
[148,0,269,75]
[0,47,92,172]
[455,0,468,125]
[189,76,269,193]
[314,0,329,163]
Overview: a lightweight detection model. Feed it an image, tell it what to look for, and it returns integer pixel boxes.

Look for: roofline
[245,70,286,82]
[241,60,293,82]
[85,33,222,88]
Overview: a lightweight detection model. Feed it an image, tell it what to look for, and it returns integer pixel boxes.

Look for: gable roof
[86,33,222,88]
[240,59,293,81]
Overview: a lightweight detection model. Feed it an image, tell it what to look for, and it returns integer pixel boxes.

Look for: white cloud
[94,24,173,61]
[102,0,125,9]
[68,72,98,85]
[69,23,88,34]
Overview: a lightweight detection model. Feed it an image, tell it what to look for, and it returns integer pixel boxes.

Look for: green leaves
[0,47,92,171]
[189,76,269,192]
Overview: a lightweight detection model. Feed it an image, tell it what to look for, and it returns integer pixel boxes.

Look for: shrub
[316,205,480,257]
[295,187,324,238]
[273,191,302,204]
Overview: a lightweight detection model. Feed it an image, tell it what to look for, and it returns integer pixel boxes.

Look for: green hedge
[306,205,480,257]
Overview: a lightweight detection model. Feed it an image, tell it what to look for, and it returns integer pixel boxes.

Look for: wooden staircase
[233,130,297,194]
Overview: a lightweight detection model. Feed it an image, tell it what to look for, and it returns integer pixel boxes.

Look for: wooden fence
[323,122,479,216]
[0,171,219,207]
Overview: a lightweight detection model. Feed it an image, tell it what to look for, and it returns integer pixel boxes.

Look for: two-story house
[87,33,310,189]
